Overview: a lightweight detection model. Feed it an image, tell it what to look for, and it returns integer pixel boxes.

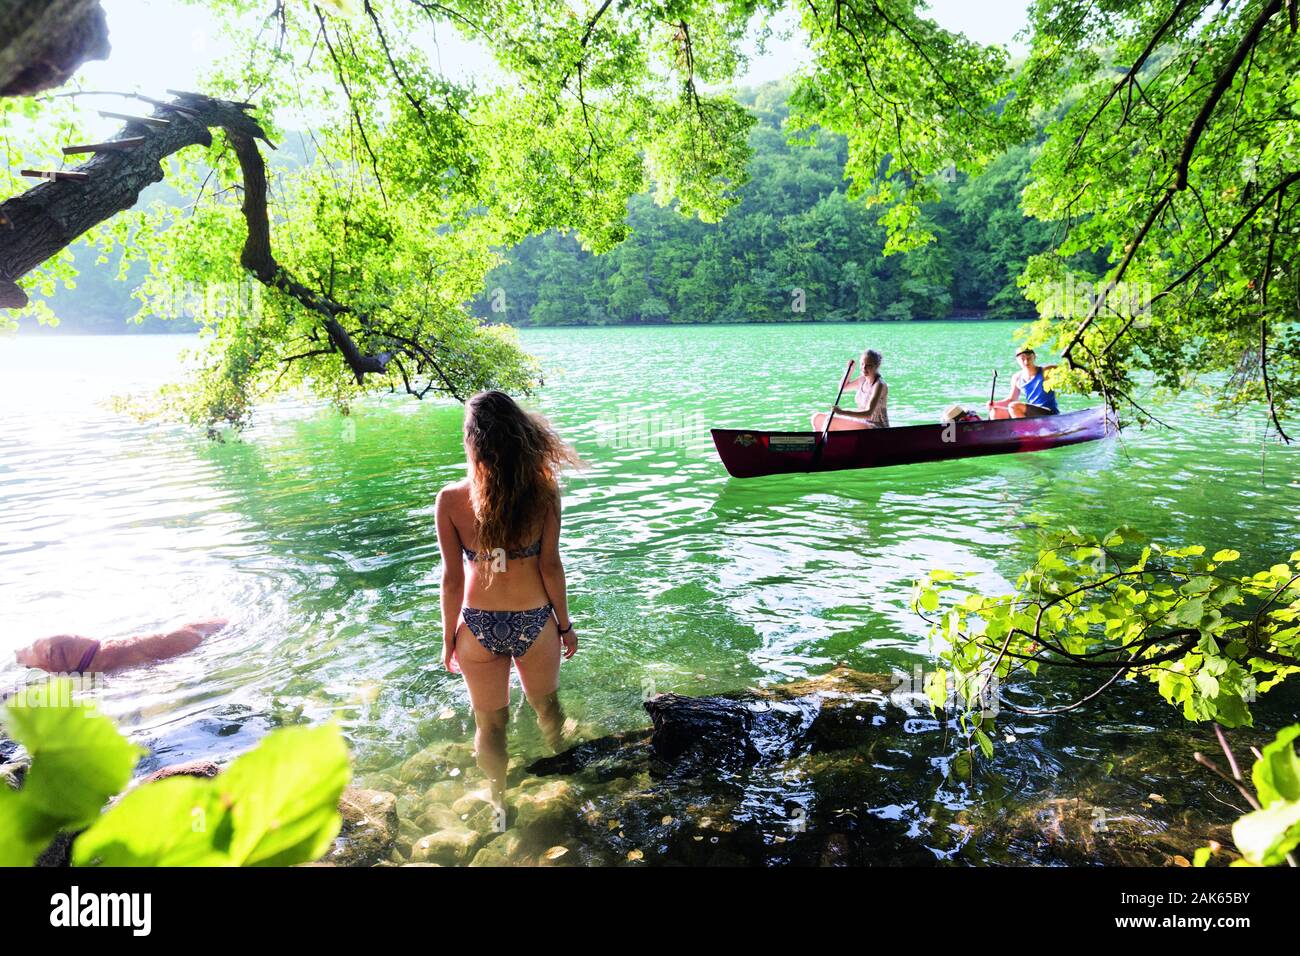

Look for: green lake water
[2,321,1298,865]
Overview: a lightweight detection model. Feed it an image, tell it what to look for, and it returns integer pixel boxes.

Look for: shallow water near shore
[2,321,1298,865]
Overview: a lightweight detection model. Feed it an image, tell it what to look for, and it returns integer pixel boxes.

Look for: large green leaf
[223,724,350,866]
[73,723,350,867]
[72,778,235,867]
[0,787,56,867]
[1232,798,1300,867]
[1251,725,1300,806]
[2,696,142,828]
[0,680,142,829]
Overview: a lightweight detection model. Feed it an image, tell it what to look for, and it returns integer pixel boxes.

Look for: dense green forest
[469,83,1062,326]
[35,84,1060,333]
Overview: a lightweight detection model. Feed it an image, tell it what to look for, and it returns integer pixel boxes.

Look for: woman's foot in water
[459,784,511,830]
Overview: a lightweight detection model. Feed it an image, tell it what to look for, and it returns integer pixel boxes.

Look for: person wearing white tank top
[810,349,890,431]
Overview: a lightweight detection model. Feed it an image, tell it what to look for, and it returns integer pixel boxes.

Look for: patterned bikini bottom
[462,604,554,658]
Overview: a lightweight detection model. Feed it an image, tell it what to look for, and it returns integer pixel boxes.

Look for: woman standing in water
[435,391,580,815]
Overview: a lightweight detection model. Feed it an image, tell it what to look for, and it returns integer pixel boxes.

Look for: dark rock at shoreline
[645,692,822,774]
[517,667,1240,866]
[530,668,889,783]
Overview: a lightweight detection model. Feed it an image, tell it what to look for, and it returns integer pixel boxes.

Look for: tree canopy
[468,86,1064,326]
[0,0,1295,433]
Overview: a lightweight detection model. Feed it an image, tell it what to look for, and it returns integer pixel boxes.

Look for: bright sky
[76,0,1031,100]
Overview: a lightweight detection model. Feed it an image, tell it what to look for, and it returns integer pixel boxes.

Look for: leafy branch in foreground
[914,529,1300,739]
[1193,723,1300,867]
[0,678,350,866]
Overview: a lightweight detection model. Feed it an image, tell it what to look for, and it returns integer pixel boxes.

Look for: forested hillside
[36,84,1079,333]
[469,83,1061,326]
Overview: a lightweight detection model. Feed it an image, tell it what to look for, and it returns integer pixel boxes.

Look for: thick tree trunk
[0,95,247,308]
[0,0,110,98]
[0,90,422,391]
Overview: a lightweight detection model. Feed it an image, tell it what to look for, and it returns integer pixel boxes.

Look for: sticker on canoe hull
[767,435,817,453]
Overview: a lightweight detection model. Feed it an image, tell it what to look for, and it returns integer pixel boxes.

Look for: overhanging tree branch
[0,90,447,394]
[1061,0,1288,370]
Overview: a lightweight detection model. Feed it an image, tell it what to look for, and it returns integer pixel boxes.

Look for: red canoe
[711,407,1117,479]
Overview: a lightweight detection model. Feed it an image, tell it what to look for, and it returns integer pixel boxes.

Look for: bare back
[435,479,558,611]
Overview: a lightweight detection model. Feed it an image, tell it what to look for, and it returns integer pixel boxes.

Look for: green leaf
[972,727,994,759]
[72,778,234,867]
[1,680,142,829]
[1213,549,1241,563]
[1174,598,1206,627]
[925,669,949,710]
[223,724,350,866]
[0,787,54,867]
[1211,692,1252,729]
[1192,845,1213,867]
[1232,798,1300,867]
[74,724,350,867]
[1252,725,1300,806]
[919,588,940,612]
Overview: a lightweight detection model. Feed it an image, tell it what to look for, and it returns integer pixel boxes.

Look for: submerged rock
[410,827,486,866]
[469,830,526,867]
[0,758,26,790]
[142,759,221,783]
[510,666,1248,866]
[326,787,399,867]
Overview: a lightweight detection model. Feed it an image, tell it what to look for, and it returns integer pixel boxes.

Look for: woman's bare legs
[514,620,567,752]
[990,402,1038,420]
[810,412,873,432]
[454,625,511,811]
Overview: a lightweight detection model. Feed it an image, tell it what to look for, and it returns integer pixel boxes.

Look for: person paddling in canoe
[810,349,889,431]
[988,347,1059,419]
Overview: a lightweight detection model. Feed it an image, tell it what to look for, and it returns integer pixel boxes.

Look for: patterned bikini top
[460,538,543,562]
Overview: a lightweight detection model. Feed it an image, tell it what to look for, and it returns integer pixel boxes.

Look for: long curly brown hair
[463,391,579,563]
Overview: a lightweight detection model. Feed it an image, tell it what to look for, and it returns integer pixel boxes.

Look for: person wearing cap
[989,348,1059,419]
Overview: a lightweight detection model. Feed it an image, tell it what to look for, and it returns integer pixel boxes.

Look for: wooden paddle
[987,369,998,414]
[816,359,856,459]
